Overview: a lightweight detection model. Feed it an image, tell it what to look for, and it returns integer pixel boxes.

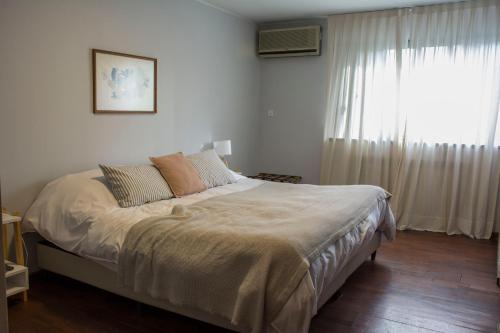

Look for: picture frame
[92,49,157,114]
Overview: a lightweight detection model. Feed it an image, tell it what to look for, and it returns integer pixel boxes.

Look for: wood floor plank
[8,231,500,333]
[353,314,445,333]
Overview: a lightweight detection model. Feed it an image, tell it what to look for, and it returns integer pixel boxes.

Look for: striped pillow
[187,150,237,188]
[99,164,174,208]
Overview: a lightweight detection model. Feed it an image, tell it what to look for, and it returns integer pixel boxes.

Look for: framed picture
[92,49,157,114]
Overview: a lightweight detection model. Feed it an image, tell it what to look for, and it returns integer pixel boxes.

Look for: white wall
[0,0,260,212]
[255,20,328,184]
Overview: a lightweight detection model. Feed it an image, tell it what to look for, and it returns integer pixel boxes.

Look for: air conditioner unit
[258,25,321,58]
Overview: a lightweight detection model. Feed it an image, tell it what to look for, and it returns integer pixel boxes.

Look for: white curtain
[321,0,500,238]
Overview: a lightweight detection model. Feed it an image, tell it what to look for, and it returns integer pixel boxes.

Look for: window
[344,44,500,146]
[402,46,500,146]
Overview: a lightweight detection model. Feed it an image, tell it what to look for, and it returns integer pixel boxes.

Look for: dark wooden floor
[8,231,500,333]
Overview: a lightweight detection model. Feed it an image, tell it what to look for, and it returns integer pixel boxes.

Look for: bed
[24,169,396,333]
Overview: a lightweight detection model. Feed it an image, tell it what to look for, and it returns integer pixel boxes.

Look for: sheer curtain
[321,0,500,238]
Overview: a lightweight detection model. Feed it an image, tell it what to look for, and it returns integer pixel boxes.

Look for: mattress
[24,169,395,332]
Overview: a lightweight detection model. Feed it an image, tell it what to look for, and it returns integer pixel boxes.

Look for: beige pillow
[150,152,207,197]
[187,150,237,188]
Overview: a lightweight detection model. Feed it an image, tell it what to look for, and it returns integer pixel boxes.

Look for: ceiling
[199,0,464,22]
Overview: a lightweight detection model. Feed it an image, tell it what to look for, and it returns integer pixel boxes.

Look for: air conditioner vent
[258,25,321,58]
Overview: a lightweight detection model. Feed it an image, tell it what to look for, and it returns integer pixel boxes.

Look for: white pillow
[23,169,118,246]
[187,150,237,188]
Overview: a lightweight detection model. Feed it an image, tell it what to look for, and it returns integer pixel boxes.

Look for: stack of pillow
[99,150,237,208]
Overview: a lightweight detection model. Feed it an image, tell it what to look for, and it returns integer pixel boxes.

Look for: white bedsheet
[24,169,394,332]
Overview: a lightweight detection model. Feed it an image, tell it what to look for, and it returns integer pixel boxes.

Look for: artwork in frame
[92,49,157,114]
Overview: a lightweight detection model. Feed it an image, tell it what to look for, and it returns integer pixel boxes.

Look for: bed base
[37,232,382,332]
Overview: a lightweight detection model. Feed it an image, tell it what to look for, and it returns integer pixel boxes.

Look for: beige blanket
[118,182,393,332]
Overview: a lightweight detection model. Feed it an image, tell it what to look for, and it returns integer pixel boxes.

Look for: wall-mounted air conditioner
[258,25,321,58]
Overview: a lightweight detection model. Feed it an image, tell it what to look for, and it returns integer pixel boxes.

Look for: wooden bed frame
[36,231,382,331]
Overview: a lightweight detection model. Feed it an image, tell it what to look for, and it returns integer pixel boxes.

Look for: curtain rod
[326,0,489,17]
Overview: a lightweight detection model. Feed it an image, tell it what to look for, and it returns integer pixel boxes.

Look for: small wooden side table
[248,173,302,184]
[2,210,28,301]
